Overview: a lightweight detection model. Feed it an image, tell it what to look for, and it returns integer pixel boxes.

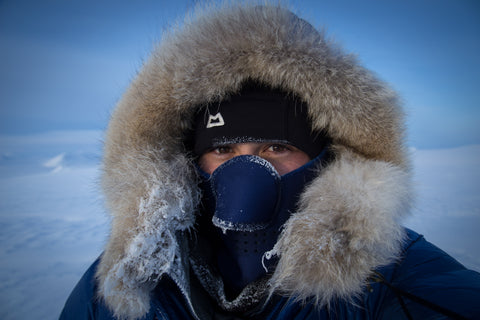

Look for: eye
[266,144,291,153]
[213,145,233,154]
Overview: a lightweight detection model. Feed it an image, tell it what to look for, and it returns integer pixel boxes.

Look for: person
[60,3,480,320]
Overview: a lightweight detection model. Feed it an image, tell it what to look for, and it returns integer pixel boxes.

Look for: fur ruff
[96,3,412,319]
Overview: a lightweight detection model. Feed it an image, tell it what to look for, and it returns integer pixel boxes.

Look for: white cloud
[43,153,65,172]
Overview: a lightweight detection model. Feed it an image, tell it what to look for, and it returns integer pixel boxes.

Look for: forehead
[190,82,328,159]
[193,92,296,155]
[210,137,291,148]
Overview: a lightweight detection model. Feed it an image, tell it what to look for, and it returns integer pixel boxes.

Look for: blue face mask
[197,150,328,292]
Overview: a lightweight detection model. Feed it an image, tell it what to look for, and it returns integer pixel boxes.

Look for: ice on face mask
[197,153,325,292]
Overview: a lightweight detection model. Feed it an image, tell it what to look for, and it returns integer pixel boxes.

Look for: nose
[235,144,261,157]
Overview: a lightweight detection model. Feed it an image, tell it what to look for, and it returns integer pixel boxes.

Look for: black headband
[192,83,328,158]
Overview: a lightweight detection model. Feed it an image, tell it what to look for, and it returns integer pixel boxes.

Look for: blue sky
[0,0,479,149]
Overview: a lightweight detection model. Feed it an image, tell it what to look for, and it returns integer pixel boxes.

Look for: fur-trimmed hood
[96,3,412,319]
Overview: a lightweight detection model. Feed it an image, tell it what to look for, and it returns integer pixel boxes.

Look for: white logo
[206,112,225,128]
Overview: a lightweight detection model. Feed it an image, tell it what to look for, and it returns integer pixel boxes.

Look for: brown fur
[96,3,412,319]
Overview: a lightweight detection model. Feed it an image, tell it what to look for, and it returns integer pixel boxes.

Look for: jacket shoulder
[59,258,114,320]
[60,258,178,320]
[375,229,480,319]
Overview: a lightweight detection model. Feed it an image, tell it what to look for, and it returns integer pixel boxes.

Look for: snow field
[0,131,479,319]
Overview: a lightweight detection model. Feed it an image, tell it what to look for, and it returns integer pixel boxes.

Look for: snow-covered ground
[0,131,479,320]
[0,131,108,320]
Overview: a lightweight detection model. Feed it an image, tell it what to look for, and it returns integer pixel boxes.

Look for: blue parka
[59,3,480,320]
[60,229,480,319]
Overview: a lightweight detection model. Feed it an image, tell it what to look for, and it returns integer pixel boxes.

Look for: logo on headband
[206,112,225,128]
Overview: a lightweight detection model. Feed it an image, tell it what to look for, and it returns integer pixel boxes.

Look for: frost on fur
[99,156,200,320]
[268,150,412,305]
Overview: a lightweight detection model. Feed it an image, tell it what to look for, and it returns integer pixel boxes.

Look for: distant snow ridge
[43,153,65,173]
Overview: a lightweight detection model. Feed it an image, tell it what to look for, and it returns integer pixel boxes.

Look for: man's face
[198,142,310,175]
